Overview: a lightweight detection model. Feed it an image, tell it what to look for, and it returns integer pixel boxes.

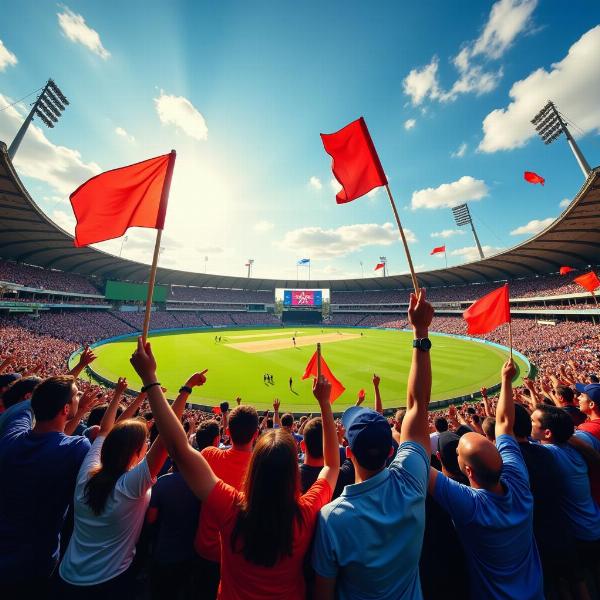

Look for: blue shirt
[312,441,429,600]
[433,434,543,600]
[543,441,600,541]
[0,401,91,580]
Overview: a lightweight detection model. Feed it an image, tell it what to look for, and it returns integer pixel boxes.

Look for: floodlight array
[531,100,564,145]
[34,79,69,130]
[452,204,471,227]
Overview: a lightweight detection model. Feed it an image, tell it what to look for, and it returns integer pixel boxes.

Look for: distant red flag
[463,285,510,335]
[574,271,600,293]
[320,117,388,204]
[70,152,175,247]
[524,171,545,186]
[374,262,385,271]
[430,245,446,255]
[560,266,575,275]
[302,350,345,403]
[211,406,222,415]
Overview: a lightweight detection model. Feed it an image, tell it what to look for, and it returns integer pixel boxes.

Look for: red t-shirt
[203,477,332,600]
[578,419,600,441]
[195,447,252,561]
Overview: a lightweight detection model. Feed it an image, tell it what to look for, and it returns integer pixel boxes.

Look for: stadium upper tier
[1,140,600,291]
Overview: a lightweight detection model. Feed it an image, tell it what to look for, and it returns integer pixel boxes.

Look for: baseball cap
[342,406,392,470]
[576,383,600,403]
[0,373,21,389]
[437,431,461,475]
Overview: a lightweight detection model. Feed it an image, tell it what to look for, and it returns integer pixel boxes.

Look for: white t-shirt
[59,435,155,585]
[430,432,440,455]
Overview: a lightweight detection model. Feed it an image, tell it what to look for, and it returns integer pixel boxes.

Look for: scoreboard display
[283,289,323,307]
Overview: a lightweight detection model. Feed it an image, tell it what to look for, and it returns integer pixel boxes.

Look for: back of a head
[434,417,448,433]
[482,417,496,441]
[228,405,259,446]
[281,413,294,428]
[513,404,532,439]
[459,432,502,488]
[437,431,462,479]
[30,376,75,422]
[537,404,574,444]
[196,419,220,450]
[86,403,123,428]
[556,385,574,405]
[302,417,323,459]
[344,407,392,472]
[394,409,406,433]
[2,376,41,409]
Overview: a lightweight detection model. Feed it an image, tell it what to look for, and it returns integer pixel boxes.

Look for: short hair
[143,411,153,421]
[86,403,123,427]
[513,404,532,438]
[2,376,41,409]
[228,405,259,445]
[302,417,323,458]
[536,404,574,443]
[30,376,75,422]
[434,417,448,433]
[555,385,574,404]
[482,417,496,440]
[195,419,220,450]
[590,374,599,384]
[281,413,294,428]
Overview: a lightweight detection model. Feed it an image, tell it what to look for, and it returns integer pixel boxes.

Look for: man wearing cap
[312,290,434,600]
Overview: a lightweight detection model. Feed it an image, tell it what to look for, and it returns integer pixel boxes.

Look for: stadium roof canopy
[1,141,599,292]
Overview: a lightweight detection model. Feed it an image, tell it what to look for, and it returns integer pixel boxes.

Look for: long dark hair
[231,429,302,566]
[84,419,147,515]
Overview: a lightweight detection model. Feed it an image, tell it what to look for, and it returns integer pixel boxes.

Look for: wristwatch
[179,385,193,394]
[413,338,432,351]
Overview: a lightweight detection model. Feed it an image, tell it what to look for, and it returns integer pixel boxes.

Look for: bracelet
[141,382,161,393]
[179,385,193,394]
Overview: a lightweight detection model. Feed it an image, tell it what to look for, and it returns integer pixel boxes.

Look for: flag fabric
[297,258,310,265]
[463,285,510,335]
[374,262,385,271]
[560,266,575,275]
[211,406,222,415]
[524,171,545,186]
[70,153,175,247]
[430,245,446,255]
[302,350,345,403]
[574,271,600,293]
[320,117,388,204]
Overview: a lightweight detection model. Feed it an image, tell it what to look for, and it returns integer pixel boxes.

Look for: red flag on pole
[560,266,575,275]
[302,350,345,403]
[430,245,446,255]
[211,406,222,415]
[374,262,385,271]
[463,285,510,335]
[70,153,175,247]
[524,171,545,186]
[320,117,388,204]
[574,272,600,293]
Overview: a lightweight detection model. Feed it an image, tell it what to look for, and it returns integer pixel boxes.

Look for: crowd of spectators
[169,286,273,303]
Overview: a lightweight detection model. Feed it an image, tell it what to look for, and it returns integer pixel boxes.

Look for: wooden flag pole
[317,343,322,379]
[508,320,513,360]
[385,184,420,293]
[592,290,599,306]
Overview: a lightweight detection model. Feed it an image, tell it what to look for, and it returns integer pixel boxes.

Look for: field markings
[226,331,299,340]
[227,332,360,354]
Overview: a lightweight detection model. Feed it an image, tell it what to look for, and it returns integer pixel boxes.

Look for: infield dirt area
[227,332,360,353]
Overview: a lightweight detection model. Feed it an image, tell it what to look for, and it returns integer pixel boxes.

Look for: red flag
[463,285,510,335]
[524,171,545,186]
[560,266,575,275]
[211,406,222,415]
[574,272,600,293]
[70,152,176,247]
[430,245,446,255]
[374,262,385,271]
[320,117,388,204]
[302,351,345,403]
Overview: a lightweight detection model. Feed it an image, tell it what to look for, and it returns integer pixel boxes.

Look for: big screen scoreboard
[105,280,169,302]
[275,288,329,308]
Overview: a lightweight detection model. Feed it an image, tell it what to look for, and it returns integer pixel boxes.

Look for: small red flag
[70,152,176,247]
[574,272,600,293]
[211,406,222,415]
[560,266,575,275]
[430,245,446,255]
[374,262,385,271]
[302,350,345,403]
[320,117,388,204]
[524,171,545,186]
[463,285,510,335]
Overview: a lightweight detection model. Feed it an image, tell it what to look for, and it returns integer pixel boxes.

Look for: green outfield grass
[81,327,528,413]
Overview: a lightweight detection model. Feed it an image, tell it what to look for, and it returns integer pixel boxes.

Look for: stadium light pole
[8,79,69,160]
[379,256,387,277]
[531,100,591,178]
[452,204,484,259]
[247,259,254,278]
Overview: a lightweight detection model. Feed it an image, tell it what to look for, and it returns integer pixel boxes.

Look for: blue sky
[1,0,599,280]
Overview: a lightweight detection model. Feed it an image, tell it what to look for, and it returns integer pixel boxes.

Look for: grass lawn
[83,327,528,413]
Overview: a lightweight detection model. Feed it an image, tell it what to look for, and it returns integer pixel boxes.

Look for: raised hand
[313,375,332,405]
[236,396,242,405]
[502,359,517,381]
[408,288,434,335]
[273,398,281,412]
[480,386,488,397]
[372,374,380,387]
[130,337,157,385]
[115,377,128,397]
[78,345,97,368]
[185,369,208,388]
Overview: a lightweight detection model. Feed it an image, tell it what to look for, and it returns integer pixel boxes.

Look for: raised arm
[495,360,517,438]
[65,388,101,435]
[273,398,281,427]
[117,391,147,422]
[98,377,128,437]
[373,374,383,414]
[69,345,97,379]
[315,376,340,491]
[480,387,493,417]
[401,289,434,450]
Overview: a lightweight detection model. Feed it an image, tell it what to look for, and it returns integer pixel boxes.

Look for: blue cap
[342,406,392,469]
[576,383,600,403]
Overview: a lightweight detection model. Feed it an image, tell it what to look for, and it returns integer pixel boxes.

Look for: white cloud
[479,25,600,152]
[57,7,110,59]
[510,217,554,236]
[450,245,503,262]
[559,198,570,208]
[330,177,342,194]
[411,176,488,210]
[115,126,135,143]
[0,92,101,195]
[431,229,466,239]
[154,91,208,141]
[50,209,76,233]
[404,118,416,130]
[280,223,416,259]
[442,65,503,101]
[451,142,468,158]
[367,187,380,199]
[308,176,322,190]
[0,39,17,71]
[254,220,274,233]
[403,58,441,106]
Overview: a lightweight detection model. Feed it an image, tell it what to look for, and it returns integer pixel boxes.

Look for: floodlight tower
[452,203,484,259]
[379,256,387,277]
[246,259,254,278]
[531,100,591,178]
[8,79,69,160]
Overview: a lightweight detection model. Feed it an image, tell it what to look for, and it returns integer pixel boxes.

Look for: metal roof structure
[1,140,599,292]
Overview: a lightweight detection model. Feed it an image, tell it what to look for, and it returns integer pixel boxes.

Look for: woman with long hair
[130,338,340,600]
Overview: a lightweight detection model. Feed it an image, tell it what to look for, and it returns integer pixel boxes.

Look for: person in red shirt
[130,338,339,600]
[577,384,600,440]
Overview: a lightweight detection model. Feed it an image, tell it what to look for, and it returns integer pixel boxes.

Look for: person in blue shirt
[311,289,434,600]
[429,360,544,600]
